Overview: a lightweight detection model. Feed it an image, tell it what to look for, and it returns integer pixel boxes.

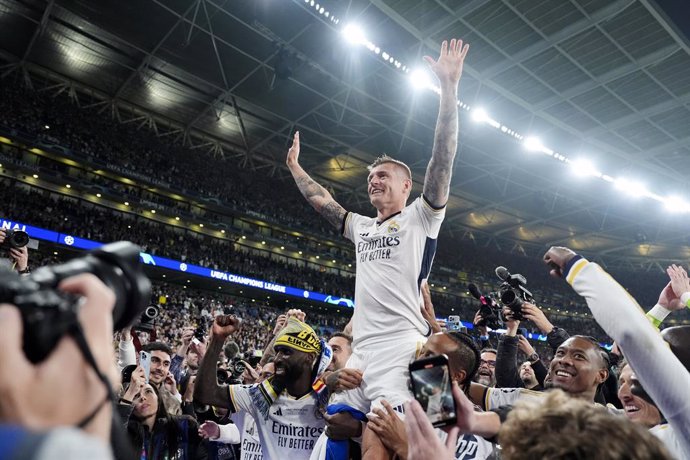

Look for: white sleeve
[343,212,366,242]
[118,337,136,371]
[566,258,690,458]
[228,384,255,414]
[215,423,241,444]
[413,196,446,238]
[484,387,543,411]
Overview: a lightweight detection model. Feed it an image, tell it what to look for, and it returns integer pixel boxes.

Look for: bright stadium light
[342,23,366,45]
[523,136,543,152]
[664,196,690,213]
[472,108,489,123]
[570,158,598,177]
[409,68,433,90]
[615,178,648,198]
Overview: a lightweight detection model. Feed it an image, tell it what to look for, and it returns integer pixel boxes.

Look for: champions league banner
[0,218,355,309]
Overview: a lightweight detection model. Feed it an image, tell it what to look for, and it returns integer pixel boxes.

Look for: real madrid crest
[387,220,400,233]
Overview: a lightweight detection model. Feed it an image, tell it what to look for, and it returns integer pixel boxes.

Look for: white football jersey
[344,196,445,347]
[482,387,544,411]
[234,412,263,460]
[438,430,498,460]
[228,384,324,460]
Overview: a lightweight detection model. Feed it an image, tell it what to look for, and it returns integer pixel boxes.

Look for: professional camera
[230,357,247,379]
[467,283,501,330]
[194,318,208,342]
[134,305,159,333]
[495,266,534,321]
[0,241,151,363]
[0,229,30,249]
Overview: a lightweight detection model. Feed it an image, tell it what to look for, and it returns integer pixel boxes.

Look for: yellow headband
[274,318,321,354]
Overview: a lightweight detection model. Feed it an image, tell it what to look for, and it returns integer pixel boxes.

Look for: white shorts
[331,335,426,414]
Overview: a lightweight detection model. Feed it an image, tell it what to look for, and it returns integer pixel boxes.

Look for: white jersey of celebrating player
[228,383,324,460]
[344,196,445,348]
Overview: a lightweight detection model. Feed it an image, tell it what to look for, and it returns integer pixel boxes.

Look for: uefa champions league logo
[64,235,75,246]
[180,263,187,272]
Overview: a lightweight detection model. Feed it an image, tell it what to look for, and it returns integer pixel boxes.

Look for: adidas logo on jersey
[273,407,283,416]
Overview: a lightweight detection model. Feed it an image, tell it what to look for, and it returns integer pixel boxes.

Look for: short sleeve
[343,212,367,242]
[484,387,543,411]
[414,196,446,238]
[228,384,255,414]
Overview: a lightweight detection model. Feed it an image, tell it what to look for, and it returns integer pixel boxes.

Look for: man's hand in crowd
[503,307,520,336]
[324,368,363,392]
[517,335,536,356]
[211,315,240,340]
[198,421,221,440]
[473,310,488,337]
[543,246,577,278]
[286,309,306,323]
[272,314,288,335]
[0,274,117,444]
[420,281,442,334]
[323,412,362,440]
[520,303,554,335]
[164,372,178,396]
[405,398,456,460]
[177,327,195,357]
[367,400,408,458]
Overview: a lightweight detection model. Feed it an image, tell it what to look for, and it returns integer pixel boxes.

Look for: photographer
[0,274,118,458]
[495,306,546,390]
[0,229,30,275]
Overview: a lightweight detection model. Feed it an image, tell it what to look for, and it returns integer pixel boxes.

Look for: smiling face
[133,384,159,419]
[149,350,171,385]
[549,337,608,400]
[519,361,537,387]
[367,162,411,211]
[618,364,661,428]
[474,351,497,387]
[272,345,314,387]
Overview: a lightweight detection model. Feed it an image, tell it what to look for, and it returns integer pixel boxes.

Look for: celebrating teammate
[287,38,469,458]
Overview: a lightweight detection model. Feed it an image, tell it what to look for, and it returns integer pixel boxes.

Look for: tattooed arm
[422,39,470,208]
[286,131,348,229]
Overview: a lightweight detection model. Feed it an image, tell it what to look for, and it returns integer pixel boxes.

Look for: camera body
[135,305,159,333]
[218,358,247,385]
[496,267,534,321]
[0,241,151,363]
[0,229,30,249]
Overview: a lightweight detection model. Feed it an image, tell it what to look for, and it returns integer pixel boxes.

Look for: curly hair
[499,390,673,460]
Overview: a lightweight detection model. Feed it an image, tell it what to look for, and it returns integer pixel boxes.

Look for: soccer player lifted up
[287,38,469,459]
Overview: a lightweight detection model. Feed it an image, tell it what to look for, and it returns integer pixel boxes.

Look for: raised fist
[543,246,577,278]
[212,315,241,339]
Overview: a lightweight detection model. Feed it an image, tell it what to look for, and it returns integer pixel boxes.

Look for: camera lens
[144,305,159,320]
[501,289,517,305]
[9,230,30,248]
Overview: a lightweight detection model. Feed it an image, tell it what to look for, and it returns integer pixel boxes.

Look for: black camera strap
[68,321,116,429]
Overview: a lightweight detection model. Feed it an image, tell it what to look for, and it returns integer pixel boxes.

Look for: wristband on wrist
[17,267,31,274]
[646,303,672,328]
[119,397,132,405]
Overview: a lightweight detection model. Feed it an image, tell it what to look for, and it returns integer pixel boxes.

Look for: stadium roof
[1,0,690,268]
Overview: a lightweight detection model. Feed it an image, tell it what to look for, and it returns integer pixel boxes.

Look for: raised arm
[286,131,348,229]
[422,39,470,208]
[194,315,240,409]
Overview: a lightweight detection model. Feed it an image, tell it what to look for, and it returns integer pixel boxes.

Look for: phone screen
[409,355,457,428]
[140,350,151,384]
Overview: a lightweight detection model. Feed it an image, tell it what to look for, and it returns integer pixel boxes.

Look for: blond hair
[499,390,673,460]
[367,155,412,180]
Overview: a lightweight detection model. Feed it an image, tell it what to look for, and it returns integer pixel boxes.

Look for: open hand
[286,131,300,168]
[423,39,470,86]
[198,421,220,440]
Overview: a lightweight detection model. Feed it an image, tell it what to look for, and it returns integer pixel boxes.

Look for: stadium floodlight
[664,196,690,213]
[342,23,366,45]
[409,68,433,90]
[615,178,648,198]
[472,108,489,123]
[570,158,597,177]
[523,136,543,152]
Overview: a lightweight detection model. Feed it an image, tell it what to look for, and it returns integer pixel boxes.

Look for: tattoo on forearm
[321,201,347,229]
[424,91,458,207]
[294,174,346,229]
[296,176,327,202]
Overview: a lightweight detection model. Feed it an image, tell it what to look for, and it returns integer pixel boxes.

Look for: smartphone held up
[408,354,457,428]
